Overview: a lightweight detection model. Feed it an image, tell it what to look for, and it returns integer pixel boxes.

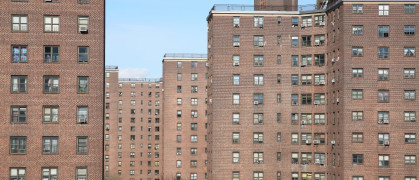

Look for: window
[378,90,389,102]
[77,106,88,123]
[277,133,281,142]
[12,45,28,62]
[353,68,363,77]
[291,113,299,125]
[314,74,325,85]
[253,152,264,164]
[77,136,88,154]
[254,16,264,27]
[253,113,264,125]
[277,94,281,103]
[352,132,363,143]
[78,46,89,63]
[291,36,299,47]
[254,55,264,66]
[353,177,364,180]
[292,56,299,67]
[190,173,197,179]
[301,55,312,66]
[404,111,416,122]
[314,54,325,65]
[177,86,182,93]
[10,137,26,154]
[12,15,28,32]
[301,133,312,144]
[233,55,240,65]
[44,76,59,93]
[302,16,312,27]
[353,4,363,13]
[405,4,415,13]
[233,171,240,180]
[352,47,363,56]
[291,133,299,144]
[233,16,240,27]
[76,167,87,179]
[233,94,240,105]
[233,152,240,163]
[379,177,390,180]
[379,5,390,16]
[302,36,311,47]
[378,133,390,146]
[254,36,264,47]
[379,154,390,167]
[405,26,415,35]
[11,76,27,93]
[177,61,182,68]
[43,137,58,154]
[405,90,416,100]
[292,17,299,27]
[78,16,89,34]
[314,133,326,144]
[405,177,417,180]
[191,98,198,106]
[352,89,363,100]
[191,86,198,93]
[405,155,416,165]
[314,15,325,26]
[378,69,389,80]
[42,167,58,180]
[254,74,264,85]
[44,16,59,32]
[352,111,363,121]
[378,47,389,59]
[77,76,89,94]
[314,93,325,105]
[191,135,197,143]
[301,94,312,105]
[254,93,263,104]
[292,153,299,164]
[10,168,26,180]
[43,106,58,123]
[378,111,389,124]
[405,134,416,143]
[314,35,325,46]
[352,154,363,164]
[352,25,363,35]
[11,106,27,123]
[232,132,240,144]
[177,110,182,118]
[404,47,415,56]
[314,114,325,125]
[231,74,240,85]
[233,35,240,47]
[253,172,263,180]
[233,113,240,124]
[277,36,281,45]
[44,46,59,63]
[301,75,312,85]
[378,26,389,37]
[191,73,198,81]
[253,133,263,144]
[291,94,298,105]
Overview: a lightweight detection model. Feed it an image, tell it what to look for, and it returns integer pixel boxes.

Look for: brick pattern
[0,0,104,179]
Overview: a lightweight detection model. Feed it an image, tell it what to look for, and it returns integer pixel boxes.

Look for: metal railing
[118,78,163,82]
[164,53,207,59]
[105,65,118,70]
[211,4,317,12]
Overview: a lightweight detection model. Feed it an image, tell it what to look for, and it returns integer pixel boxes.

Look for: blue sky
[106,0,315,78]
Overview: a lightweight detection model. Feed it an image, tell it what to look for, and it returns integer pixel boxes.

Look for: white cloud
[119,68,150,78]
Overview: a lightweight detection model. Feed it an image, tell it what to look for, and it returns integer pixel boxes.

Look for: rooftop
[211,4,318,12]
[119,78,163,83]
[163,53,207,60]
[105,65,118,70]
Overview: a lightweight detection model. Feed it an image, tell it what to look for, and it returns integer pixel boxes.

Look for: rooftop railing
[119,78,163,82]
[105,65,118,70]
[211,4,317,12]
[164,53,207,59]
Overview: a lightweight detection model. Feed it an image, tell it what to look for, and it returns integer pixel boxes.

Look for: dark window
[44,46,59,63]
[42,137,58,154]
[12,45,28,62]
[78,46,89,62]
[77,137,88,154]
[10,137,26,154]
[11,106,27,123]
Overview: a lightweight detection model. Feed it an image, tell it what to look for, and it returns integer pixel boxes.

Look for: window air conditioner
[336,98,340,103]
[79,118,87,124]
[301,120,306,125]
[253,101,259,105]
[410,117,416,121]
[79,27,88,34]
[45,0,52,2]
[233,42,240,47]
[306,140,311,145]
[314,40,320,46]
[336,57,340,61]
[301,24,305,28]
[384,140,390,146]
[331,140,335,145]
[314,159,320,164]
[319,80,325,85]
[331,58,335,62]
[313,140,320,145]
[314,101,320,105]
[332,79,336,83]
[233,62,240,66]
[320,21,325,26]
[258,42,264,47]
[301,62,307,67]
[234,24,240,28]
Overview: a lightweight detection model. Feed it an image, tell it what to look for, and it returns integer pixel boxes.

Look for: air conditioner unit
[234,24,240,28]
[258,42,264,47]
[332,79,336,83]
[258,24,264,28]
[331,58,335,62]
[331,140,336,145]
[176,152,181,155]
[384,140,390,146]
[45,0,52,2]
[314,40,320,46]
[314,159,321,164]
[313,140,320,145]
[301,120,306,125]
[320,21,326,26]
[301,24,305,28]
[193,114,198,118]
[79,118,87,124]
[292,24,298,27]
[336,57,340,61]
[79,27,88,33]
[301,62,307,67]
[233,62,240,66]
[319,81,325,85]
[410,117,416,121]
[306,140,311,145]
[233,42,240,47]
[258,119,263,124]
[383,119,389,124]
[253,101,259,105]
[336,98,340,103]
[314,101,320,105]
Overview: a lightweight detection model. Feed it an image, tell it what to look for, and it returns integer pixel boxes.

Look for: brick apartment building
[104,67,163,180]
[0,0,104,179]
[207,0,419,180]
[162,54,208,180]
